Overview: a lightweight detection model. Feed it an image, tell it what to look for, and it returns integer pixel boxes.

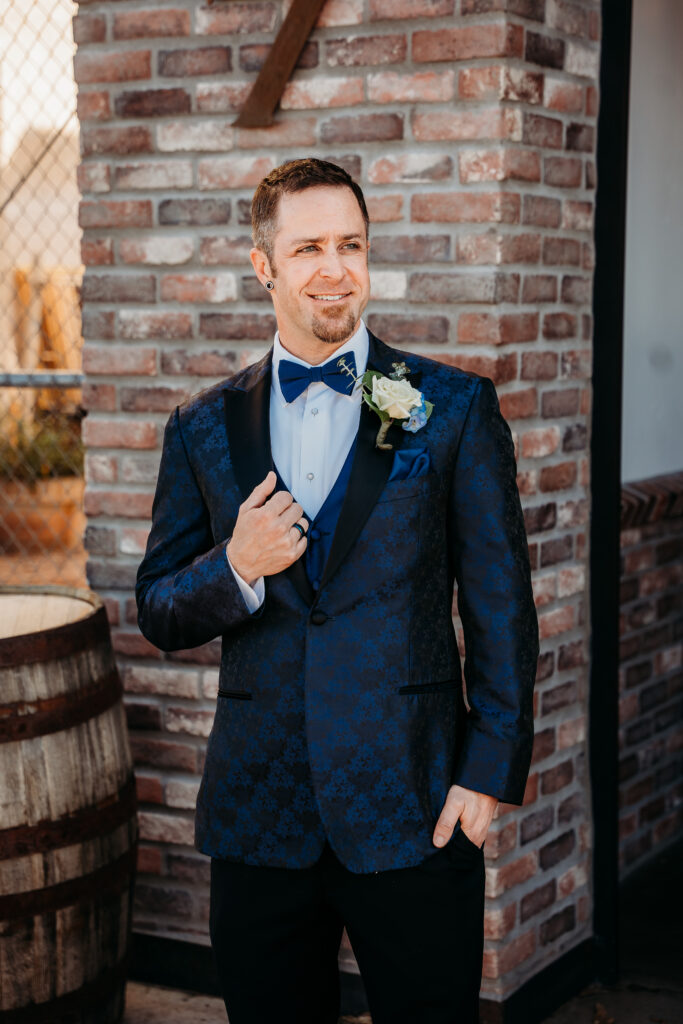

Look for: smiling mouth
[308,293,351,303]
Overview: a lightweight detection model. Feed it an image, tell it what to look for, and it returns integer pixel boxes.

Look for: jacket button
[310,610,328,625]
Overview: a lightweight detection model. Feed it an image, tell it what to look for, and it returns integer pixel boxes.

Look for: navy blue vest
[273,436,357,591]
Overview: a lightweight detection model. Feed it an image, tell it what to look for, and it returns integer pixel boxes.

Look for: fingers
[433,789,466,847]
[242,470,277,512]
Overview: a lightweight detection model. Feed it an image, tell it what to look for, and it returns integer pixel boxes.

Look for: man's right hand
[227,471,308,586]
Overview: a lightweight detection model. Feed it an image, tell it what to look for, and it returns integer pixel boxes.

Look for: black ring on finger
[291,522,305,538]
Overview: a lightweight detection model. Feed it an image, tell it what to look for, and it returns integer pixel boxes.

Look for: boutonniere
[337,358,434,450]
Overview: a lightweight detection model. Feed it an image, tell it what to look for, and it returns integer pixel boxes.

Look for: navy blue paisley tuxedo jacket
[136,331,539,874]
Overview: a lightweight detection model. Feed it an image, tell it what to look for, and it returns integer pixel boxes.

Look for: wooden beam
[233,0,328,128]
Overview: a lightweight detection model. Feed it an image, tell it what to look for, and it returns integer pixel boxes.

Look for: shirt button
[311,408,319,416]
[310,528,321,541]
[306,472,314,480]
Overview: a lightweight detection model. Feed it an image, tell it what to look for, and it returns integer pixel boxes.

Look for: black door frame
[589,0,634,985]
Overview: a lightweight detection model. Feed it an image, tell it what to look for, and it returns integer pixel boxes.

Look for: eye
[342,242,361,250]
[296,245,318,254]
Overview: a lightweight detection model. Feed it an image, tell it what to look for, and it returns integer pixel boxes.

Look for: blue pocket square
[388,447,432,482]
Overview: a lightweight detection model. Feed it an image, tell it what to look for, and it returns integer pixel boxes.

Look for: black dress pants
[209,826,485,1024]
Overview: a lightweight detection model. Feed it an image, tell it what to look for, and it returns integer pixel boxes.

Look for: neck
[277,321,362,366]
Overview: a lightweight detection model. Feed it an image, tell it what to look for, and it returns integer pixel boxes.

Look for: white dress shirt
[226,319,370,612]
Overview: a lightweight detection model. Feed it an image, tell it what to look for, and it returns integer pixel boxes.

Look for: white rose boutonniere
[337,358,434,449]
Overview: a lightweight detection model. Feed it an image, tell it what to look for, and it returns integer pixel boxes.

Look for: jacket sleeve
[448,377,539,805]
[136,406,264,651]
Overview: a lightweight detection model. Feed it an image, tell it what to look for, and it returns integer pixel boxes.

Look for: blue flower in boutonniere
[337,358,434,450]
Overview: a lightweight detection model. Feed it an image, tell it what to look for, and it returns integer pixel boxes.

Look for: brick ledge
[621,471,683,529]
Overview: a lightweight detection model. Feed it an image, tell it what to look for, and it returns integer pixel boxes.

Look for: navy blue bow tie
[278,352,357,403]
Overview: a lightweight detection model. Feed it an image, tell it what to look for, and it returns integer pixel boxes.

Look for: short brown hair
[251,158,369,264]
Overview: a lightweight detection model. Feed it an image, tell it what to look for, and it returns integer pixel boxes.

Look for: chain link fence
[0,0,86,587]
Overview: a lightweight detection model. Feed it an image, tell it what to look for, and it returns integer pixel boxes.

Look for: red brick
[82,382,116,412]
[543,237,582,265]
[484,902,517,940]
[114,88,191,118]
[586,84,599,117]
[458,65,543,104]
[79,200,153,229]
[196,81,252,114]
[483,928,536,978]
[81,125,153,157]
[85,489,155,518]
[160,349,240,376]
[123,665,199,699]
[85,525,116,559]
[486,852,538,898]
[136,775,164,805]
[544,312,577,340]
[200,313,276,340]
[85,453,118,484]
[462,0,545,14]
[81,273,156,304]
[119,311,193,340]
[321,113,403,144]
[326,34,406,67]
[81,311,115,340]
[120,236,194,266]
[77,91,111,122]
[130,737,197,773]
[413,22,523,63]
[366,195,403,222]
[114,161,193,190]
[159,46,231,77]
[522,275,558,303]
[525,31,565,69]
[366,315,449,346]
[81,237,113,266]
[539,605,575,639]
[200,236,253,266]
[159,198,231,226]
[113,9,190,39]
[138,811,195,847]
[166,706,214,738]
[499,388,538,421]
[72,13,107,45]
[412,191,520,224]
[196,3,277,35]
[540,906,576,945]
[544,75,584,113]
[83,420,157,450]
[520,879,556,922]
[77,163,111,194]
[368,70,454,104]
[521,351,558,381]
[561,276,591,304]
[438,351,518,385]
[158,120,235,152]
[74,50,151,85]
[370,0,453,17]
[522,426,561,458]
[120,386,189,413]
[458,312,537,345]
[544,156,583,188]
[523,194,562,228]
[412,107,521,142]
[238,40,318,73]
[197,155,275,190]
[120,527,151,556]
[160,273,237,303]
[547,0,589,38]
[523,112,563,149]
[281,76,364,110]
[459,147,541,184]
[540,461,578,492]
[236,119,317,149]
[566,122,595,152]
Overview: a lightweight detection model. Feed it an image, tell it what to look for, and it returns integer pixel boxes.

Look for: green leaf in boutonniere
[337,357,434,449]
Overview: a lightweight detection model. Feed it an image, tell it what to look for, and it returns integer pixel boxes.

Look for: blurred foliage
[0,412,84,482]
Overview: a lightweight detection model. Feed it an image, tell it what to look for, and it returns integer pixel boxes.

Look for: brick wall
[619,473,683,876]
[74,0,601,1003]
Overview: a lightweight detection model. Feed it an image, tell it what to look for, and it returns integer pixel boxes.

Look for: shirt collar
[271,319,369,404]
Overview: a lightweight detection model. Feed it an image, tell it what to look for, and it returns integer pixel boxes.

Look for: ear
[250,247,273,286]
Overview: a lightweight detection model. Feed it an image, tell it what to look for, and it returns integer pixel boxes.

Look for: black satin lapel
[318,396,398,593]
[223,375,273,501]
[223,372,315,608]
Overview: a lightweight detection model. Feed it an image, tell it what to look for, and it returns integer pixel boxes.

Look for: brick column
[74,0,601,1004]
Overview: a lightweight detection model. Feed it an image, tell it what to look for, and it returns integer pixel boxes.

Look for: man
[136,158,539,1024]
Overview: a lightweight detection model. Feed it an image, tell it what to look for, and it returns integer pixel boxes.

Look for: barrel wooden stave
[0,587,137,1024]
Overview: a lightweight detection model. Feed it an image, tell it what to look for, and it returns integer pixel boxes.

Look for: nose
[317,246,345,281]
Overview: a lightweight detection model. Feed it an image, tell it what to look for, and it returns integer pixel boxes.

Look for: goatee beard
[311,308,357,345]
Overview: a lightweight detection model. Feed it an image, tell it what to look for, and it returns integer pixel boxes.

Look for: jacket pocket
[397,679,458,695]
[217,687,253,700]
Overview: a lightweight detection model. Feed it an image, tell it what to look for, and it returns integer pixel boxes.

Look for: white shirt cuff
[226,546,265,613]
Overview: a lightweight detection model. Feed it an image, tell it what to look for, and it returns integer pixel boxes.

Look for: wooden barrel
[0,586,137,1024]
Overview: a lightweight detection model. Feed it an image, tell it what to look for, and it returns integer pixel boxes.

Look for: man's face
[252,185,370,358]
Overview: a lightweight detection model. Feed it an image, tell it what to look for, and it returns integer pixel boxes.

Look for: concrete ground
[123,838,683,1024]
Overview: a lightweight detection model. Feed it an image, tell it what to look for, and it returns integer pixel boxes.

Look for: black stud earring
[265,281,274,290]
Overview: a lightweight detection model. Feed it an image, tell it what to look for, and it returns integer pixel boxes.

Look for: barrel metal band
[0,604,111,668]
[0,775,136,860]
[0,667,123,744]
[0,842,137,921]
